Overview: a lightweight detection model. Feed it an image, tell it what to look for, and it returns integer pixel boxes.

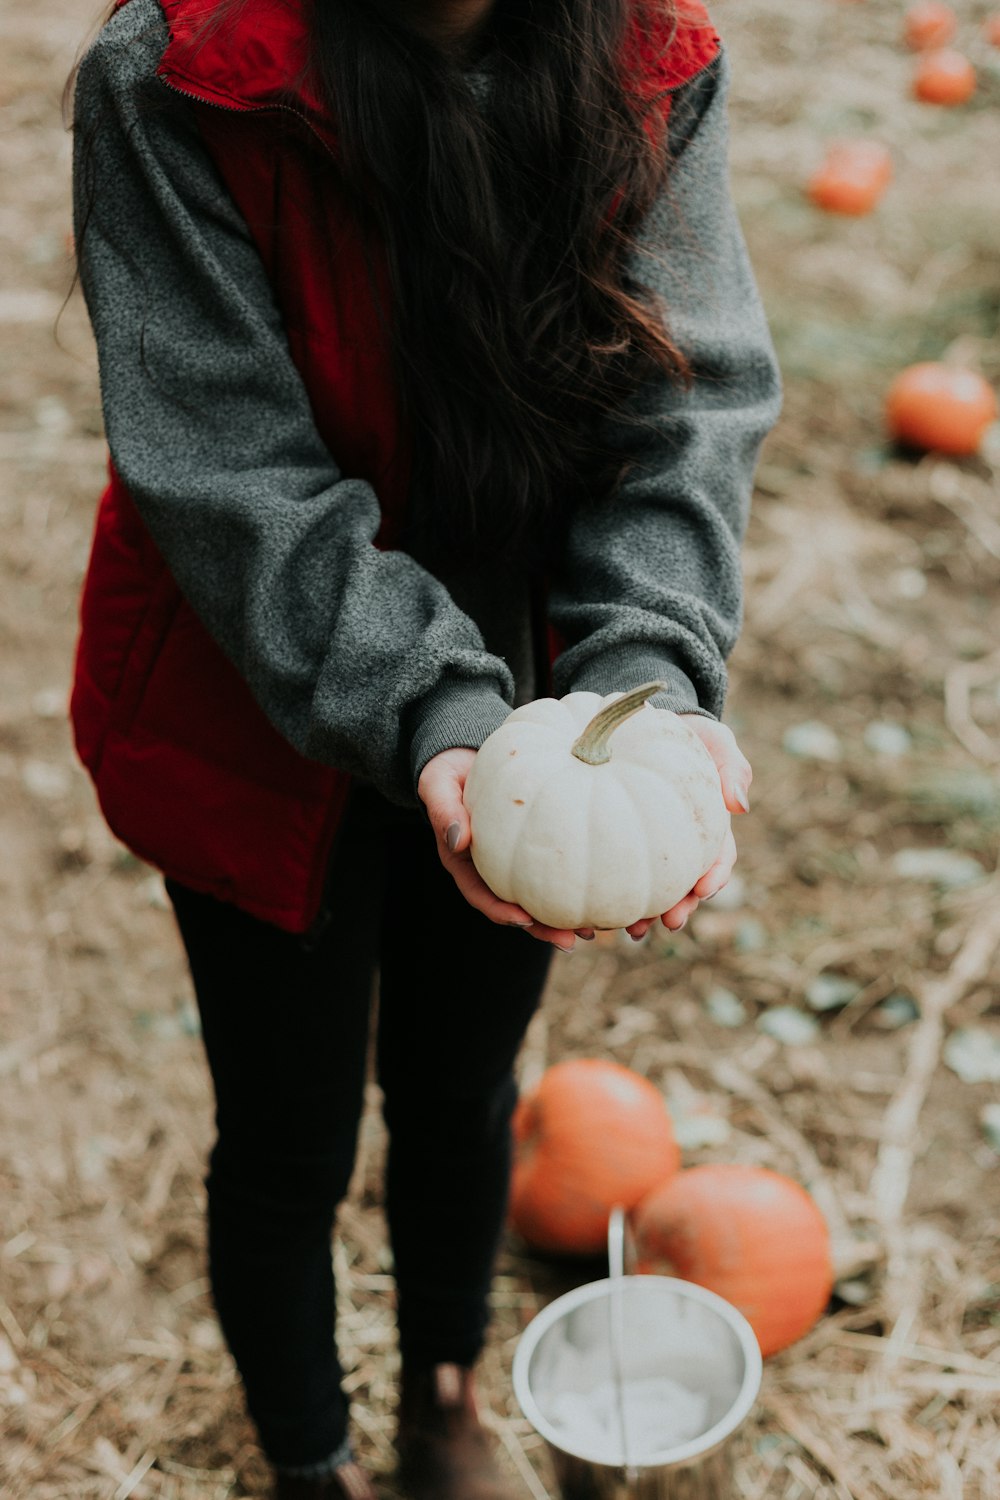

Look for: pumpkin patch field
[1,0,999,1496]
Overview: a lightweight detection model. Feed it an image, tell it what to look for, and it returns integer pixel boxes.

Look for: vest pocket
[107,569,184,739]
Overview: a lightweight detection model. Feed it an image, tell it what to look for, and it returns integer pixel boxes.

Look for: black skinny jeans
[165,782,552,1470]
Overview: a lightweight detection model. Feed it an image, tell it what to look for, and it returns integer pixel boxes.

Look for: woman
[70,0,780,1493]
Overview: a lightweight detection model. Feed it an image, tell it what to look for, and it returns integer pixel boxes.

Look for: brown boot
[272,1459,378,1500]
[396,1363,522,1500]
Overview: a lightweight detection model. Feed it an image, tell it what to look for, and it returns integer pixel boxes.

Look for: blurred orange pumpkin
[885,363,998,455]
[510,1059,680,1255]
[631,1164,834,1357]
[985,13,1000,46]
[913,48,976,103]
[807,141,892,215]
[904,1,956,50]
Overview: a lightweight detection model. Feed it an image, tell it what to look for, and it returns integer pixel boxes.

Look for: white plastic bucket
[511,1211,762,1498]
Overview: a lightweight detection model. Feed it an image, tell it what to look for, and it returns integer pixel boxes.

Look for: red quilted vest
[71,0,720,933]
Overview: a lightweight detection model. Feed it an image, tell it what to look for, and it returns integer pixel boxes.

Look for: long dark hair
[315,0,691,570]
[70,0,694,571]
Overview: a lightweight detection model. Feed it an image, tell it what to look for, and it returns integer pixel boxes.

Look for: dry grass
[1,0,999,1495]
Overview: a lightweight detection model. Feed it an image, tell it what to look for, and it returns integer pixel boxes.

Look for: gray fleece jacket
[73,0,781,810]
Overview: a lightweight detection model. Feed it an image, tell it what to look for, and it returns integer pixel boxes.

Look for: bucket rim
[511,1273,763,1471]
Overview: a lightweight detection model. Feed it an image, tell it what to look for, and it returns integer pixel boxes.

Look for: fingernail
[734,785,750,813]
[578,931,596,941]
[630,932,645,942]
[445,821,461,852]
[557,941,576,953]
[505,919,535,928]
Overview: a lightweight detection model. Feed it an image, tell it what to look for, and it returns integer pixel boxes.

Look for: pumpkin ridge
[588,759,650,923]
[502,755,575,911]
[614,758,678,914]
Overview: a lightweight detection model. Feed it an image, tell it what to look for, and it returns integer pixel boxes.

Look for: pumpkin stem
[570,681,667,766]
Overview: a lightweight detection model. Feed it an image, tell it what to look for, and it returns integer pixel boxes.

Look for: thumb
[417,748,477,855]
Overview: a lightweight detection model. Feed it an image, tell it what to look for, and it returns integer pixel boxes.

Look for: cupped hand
[417,747,583,953]
[623,714,752,942]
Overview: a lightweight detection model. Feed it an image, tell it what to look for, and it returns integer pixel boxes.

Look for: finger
[681,717,752,815]
[722,770,751,816]
[692,827,738,899]
[625,917,656,941]
[660,892,701,930]
[444,853,579,949]
[523,918,578,953]
[444,849,535,929]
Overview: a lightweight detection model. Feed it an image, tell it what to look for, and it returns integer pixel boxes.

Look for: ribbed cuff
[555,644,718,720]
[408,678,513,799]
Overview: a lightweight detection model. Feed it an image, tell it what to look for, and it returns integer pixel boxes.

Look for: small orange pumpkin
[631,1164,834,1357]
[807,141,892,216]
[904,1,957,50]
[913,48,976,104]
[510,1059,680,1255]
[985,13,1000,46]
[885,363,998,455]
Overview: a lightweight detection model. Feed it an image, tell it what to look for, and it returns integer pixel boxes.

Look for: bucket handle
[608,1204,632,1282]
[608,1206,638,1478]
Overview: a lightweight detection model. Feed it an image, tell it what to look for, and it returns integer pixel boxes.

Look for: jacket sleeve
[547,47,782,720]
[72,0,514,809]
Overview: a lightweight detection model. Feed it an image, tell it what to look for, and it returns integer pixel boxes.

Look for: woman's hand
[417,747,584,953]
[623,715,752,942]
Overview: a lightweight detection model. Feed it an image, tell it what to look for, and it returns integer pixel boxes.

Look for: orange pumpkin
[885,363,998,455]
[631,1164,834,1357]
[807,141,892,216]
[913,48,976,104]
[904,1,957,50]
[510,1059,680,1255]
[985,13,1000,46]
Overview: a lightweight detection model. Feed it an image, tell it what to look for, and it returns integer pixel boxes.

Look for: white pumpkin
[463,682,729,931]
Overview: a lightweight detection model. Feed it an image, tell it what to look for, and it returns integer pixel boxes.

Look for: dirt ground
[2,0,999,1496]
